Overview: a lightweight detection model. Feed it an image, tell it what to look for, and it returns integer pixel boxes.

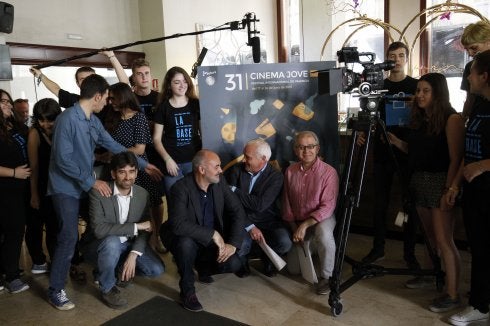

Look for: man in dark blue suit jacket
[226,139,292,277]
[161,149,245,312]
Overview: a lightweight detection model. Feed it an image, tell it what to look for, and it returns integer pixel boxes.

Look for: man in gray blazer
[83,152,164,309]
[161,149,245,312]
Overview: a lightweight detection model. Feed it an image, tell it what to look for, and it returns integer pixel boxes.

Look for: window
[9,65,131,114]
[425,0,490,111]
[323,0,386,129]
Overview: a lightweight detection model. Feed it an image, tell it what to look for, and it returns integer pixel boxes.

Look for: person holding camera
[359,42,419,272]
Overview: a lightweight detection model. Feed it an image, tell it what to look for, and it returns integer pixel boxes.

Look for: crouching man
[161,149,245,312]
[283,131,339,295]
[83,151,165,309]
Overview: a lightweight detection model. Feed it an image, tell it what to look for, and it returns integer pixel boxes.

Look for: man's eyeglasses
[296,144,318,151]
[0,99,13,106]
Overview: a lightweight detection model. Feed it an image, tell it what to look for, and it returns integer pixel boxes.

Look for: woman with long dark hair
[152,66,202,196]
[0,89,31,293]
[26,98,62,274]
[447,50,490,326]
[105,82,163,252]
[388,73,465,313]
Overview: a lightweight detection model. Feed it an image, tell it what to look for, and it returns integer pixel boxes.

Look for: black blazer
[225,163,284,230]
[164,174,245,249]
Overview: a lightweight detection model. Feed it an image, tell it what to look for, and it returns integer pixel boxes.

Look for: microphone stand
[33,20,243,70]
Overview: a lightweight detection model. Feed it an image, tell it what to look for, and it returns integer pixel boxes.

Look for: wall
[160,0,277,72]
[4,0,142,50]
[1,0,277,90]
[0,0,144,97]
[138,0,166,84]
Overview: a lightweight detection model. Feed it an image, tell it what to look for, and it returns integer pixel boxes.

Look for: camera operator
[358,42,420,271]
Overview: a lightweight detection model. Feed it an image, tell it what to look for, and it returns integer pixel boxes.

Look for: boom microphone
[250,36,261,64]
[191,47,208,79]
[243,12,261,63]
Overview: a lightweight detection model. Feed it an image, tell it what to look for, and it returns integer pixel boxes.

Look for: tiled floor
[0,233,479,326]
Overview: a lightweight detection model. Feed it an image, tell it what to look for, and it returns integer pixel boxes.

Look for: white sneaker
[448,306,489,326]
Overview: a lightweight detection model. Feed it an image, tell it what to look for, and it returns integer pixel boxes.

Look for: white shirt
[113,185,138,244]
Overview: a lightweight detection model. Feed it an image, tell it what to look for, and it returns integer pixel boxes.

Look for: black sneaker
[361,249,385,264]
[6,278,29,294]
[235,263,251,278]
[102,286,128,309]
[182,293,203,312]
[316,277,330,295]
[262,261,277,278]
[429,294,461,313]
[197,274,214,284]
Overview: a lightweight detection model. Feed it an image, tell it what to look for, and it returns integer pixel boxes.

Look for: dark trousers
[170,236,241,297]
[0,188,27,282]
[238,225,292,265]
[372,162,394,251]
[25,197,58,265]
[463,178,490,314]
[372,161,418,260]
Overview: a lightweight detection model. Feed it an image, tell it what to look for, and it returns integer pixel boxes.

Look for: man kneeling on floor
[82,151,165,309]
[161,149,245,312]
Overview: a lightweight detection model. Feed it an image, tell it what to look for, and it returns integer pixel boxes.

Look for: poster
[197,62,339,171]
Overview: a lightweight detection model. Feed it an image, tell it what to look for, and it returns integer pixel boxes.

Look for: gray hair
[294,131,319,147]
[192,150,207,172]
[246,138,271,161]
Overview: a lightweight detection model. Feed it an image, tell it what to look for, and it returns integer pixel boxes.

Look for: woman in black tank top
[388,73,465,313]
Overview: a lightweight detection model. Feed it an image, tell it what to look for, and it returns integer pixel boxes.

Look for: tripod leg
[329,122,373,316]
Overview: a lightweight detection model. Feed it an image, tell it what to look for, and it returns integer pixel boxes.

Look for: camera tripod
[328,96,444,316]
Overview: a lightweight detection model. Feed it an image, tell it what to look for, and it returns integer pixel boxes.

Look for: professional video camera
[319,46,395,97]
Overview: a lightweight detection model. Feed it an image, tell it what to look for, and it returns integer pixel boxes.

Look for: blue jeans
[170,236,241,296]
[49,194,80,292]
[86,236,165,293]
[163,162,193,196]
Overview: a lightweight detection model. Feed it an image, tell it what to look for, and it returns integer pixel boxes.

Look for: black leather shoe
[263,261,277,277]
[102,286,128,309]
[182,293,203,312]
[361,249,385,264]
[235,263,251,278]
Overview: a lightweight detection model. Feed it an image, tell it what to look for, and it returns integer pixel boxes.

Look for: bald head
[192,149,222,187]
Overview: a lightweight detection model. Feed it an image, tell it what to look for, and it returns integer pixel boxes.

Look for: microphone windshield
[251,36,261,63]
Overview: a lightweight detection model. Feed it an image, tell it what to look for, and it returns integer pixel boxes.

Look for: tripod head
[348,91,386,132]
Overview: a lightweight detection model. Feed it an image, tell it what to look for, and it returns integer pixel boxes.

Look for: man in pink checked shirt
[282,130,339,295]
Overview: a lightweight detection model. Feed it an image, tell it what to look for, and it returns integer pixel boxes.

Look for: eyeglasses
[0,98,13,106]
[296,144,318,151]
